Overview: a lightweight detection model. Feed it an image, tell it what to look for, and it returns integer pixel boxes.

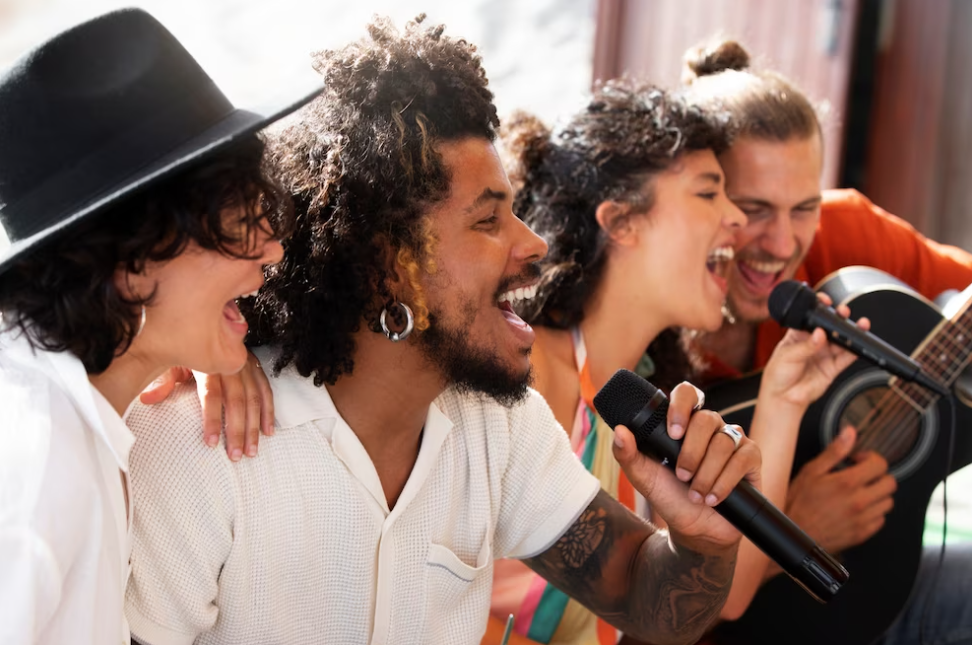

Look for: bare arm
[524,489,736,645]
[721,298,865,620]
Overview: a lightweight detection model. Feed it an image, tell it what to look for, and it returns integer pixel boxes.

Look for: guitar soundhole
[823,369,938,481]
[839,386,922,466]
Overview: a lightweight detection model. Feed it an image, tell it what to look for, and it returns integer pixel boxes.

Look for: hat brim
[0,79,324,274]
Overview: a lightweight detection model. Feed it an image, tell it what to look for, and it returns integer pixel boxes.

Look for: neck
[697,315,760,373]
[579,276,669,394]
[327,328,445,455]
[88,351,166,417]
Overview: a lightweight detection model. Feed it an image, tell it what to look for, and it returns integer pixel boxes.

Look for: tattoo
[559,506,607,568]
[524,490,737,645]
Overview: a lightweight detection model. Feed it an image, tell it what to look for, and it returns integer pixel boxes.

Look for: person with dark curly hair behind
[0,8,317,645]
[682,38,972,645]
[482,82,860,645]
[124,16,763,645]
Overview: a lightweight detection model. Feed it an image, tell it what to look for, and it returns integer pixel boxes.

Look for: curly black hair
[247,15,499,385]
[0,135,291,374]
[504,80,728,389]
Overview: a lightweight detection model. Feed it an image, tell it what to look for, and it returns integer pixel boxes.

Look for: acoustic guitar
[706,266,972,645]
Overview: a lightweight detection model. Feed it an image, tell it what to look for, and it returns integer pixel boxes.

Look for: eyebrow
[730,195,822,209]
[696,172,723,185]
[464,187,508,213]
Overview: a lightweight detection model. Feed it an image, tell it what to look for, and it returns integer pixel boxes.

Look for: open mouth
[736,256,787,294]
[706,246,734,279]
[497,283,538,335]
[224,289,260,329]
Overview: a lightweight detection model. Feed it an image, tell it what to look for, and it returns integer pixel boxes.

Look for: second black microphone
[593,368,848,603]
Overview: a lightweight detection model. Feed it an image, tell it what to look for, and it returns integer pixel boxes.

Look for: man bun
[683,39,751,82]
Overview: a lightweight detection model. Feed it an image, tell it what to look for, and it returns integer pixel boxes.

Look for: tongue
[499,301,531,330]
[738,261,780,292]
[223,299,244,323]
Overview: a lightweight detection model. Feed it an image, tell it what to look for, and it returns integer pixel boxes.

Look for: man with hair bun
[124,18,763,645]
[682,37,972,644]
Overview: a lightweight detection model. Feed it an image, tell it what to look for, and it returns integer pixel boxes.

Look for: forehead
[720,136,822,202]
[434,137,510,203]
[652,148,722,188]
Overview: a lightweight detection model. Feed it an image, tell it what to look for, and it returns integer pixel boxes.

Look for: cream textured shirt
[0,331,134,645]
[125,350,600,645]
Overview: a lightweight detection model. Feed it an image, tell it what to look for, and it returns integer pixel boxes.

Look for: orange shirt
[704,189,972,383]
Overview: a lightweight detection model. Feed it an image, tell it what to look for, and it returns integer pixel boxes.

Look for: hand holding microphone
[769,280,949,396]
[595,370,848,603]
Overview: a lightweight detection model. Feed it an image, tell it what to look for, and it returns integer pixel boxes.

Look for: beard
[417,305,532,407]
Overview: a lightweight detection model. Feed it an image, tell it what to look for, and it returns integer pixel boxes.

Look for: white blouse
[0,330,134,645]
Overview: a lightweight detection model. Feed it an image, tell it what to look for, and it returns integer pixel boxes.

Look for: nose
[511,213,548,263]
[760,212,797,260]
[723,198,747,231]
[260,236,285,265]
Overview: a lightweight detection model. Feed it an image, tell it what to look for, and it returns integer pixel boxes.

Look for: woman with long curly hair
[484,81,861,645]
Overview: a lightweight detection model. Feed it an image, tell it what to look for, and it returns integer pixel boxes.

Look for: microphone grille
[593,369,658,428]
[768,280,818,329]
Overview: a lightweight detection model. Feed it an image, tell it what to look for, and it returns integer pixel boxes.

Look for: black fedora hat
[0,7,322,273]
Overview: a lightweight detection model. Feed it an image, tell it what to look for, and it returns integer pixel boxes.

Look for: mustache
[734,249,800,265]
[495,262,542,298]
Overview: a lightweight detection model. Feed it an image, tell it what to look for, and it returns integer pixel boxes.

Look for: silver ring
[690,384,705,411]
[718,424,743,450]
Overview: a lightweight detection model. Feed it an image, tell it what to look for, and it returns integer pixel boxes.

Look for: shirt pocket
[425,535,492,617]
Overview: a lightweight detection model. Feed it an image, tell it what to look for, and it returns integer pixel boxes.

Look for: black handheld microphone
[769,280,949,397]
[593,369,848,603]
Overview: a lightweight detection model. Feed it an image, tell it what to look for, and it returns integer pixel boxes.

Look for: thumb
[611,424,639,466]
[806,425,857,475]
[139,367,192,404]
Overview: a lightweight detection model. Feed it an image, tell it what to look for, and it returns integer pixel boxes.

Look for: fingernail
[705,494,718,507]
[688,490,703,504]
[613,433,623,448]
[670,423,685,440]
[205,435,218,448]
[231,448,242,462]
[265,424,275,436]
[676,467,693,482]
[247,445,257,457]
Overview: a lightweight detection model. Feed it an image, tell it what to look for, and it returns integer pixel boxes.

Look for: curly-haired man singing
[123,17,761,645]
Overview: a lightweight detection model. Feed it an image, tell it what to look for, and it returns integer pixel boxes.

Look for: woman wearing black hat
[0,9,319,645]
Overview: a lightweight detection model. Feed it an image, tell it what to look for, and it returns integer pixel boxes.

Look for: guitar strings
[852,315,970,458]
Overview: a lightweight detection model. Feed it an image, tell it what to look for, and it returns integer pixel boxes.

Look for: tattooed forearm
[524,490,737,645]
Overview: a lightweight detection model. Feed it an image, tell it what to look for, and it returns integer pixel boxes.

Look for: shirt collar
[254,346,456,514]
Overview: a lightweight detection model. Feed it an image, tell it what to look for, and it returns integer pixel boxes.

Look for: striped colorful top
[489,328,637,645]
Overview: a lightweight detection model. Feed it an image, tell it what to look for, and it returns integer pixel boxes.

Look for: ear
[112,265,145,301]
[595,200,638,246]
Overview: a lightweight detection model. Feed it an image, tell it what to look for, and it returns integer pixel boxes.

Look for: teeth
[237,290,260,299]
[498,284,538,304]
[741,258,786,274]
[707,246,735,263]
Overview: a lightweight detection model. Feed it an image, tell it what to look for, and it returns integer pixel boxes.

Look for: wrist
[667,526,741,559]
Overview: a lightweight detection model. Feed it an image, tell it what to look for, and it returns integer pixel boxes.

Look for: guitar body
[706,267,972,645]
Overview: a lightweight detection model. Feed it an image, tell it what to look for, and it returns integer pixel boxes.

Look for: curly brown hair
[246,15,500,385]
[504,80,727,389]
[0,135,290,374]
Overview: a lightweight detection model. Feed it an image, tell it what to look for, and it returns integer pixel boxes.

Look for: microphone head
[768,280,818,330]
[593,369,659,428]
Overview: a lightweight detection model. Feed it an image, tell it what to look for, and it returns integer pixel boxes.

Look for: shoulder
[0,355,82,506]
[820,189,895,226]
[126,383,231,491]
